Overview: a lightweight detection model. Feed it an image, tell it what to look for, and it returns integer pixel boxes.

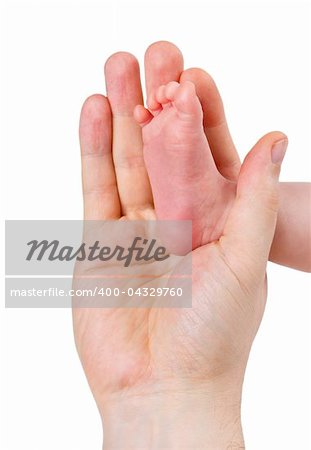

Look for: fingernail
[271,139,288,164]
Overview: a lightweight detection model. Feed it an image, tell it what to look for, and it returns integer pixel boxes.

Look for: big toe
[173,81,203,119]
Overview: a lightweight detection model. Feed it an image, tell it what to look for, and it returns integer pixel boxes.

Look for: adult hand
[73,42,287,449]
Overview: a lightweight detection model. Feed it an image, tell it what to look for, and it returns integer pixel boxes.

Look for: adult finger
[220,131,288,275]
[144,41,184,104]
[105,52,153,216]
[79,94,121,220]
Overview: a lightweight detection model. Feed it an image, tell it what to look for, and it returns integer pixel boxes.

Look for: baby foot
[134,81,236,249]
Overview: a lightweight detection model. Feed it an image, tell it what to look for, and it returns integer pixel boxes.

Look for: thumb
[221,132,288,272]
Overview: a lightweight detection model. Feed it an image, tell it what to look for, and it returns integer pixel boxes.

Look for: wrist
[100,379,244,449]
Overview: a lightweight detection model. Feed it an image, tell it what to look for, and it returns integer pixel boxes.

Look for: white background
[1,0,310,449]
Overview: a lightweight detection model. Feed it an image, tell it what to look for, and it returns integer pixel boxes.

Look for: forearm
[270,182,311,272]
[100,382,244,449]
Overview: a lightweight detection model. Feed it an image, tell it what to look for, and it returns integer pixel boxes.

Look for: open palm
[72,43,285,415]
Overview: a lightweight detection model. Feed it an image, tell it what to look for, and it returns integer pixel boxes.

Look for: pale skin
[134,80,237,250]
[73,41,308,449]
[134,80,311,260]
[80,41,311,271]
